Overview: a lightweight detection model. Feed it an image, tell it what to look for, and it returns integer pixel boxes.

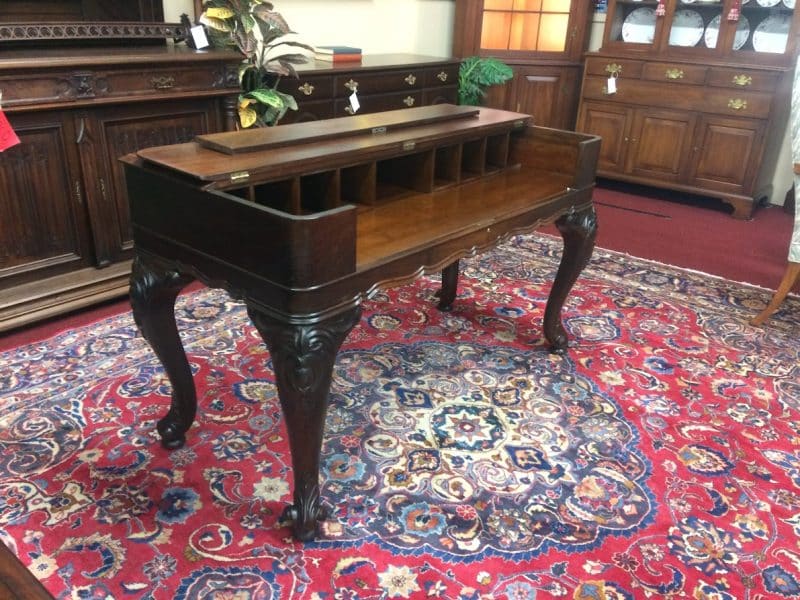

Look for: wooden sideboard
[0,45,241,333]
[277,54,460,124]
[122,104,600,540]
[0,53,459,333]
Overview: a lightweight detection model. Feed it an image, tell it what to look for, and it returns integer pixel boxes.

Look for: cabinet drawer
[642,62,707,85]
[101,65,235,98]
[584,57,643,79]
[424,64,459,87]
[334,69,423,98]
[335,91,423,115]
[702,89,772,119]
[582,76,771,118]
[423,86,458,106]
[282,75,334,101]
[706,68,781,93]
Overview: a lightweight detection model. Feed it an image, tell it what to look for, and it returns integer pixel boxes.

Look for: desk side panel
[509,126,601,190]
[122,158,357,289]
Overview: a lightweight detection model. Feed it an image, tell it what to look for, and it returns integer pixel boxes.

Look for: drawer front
[423,86,458,106]
[702,89,772,119]
[280,99,335,124]
[281,75,334,101]
[101,65,237,98]
[581,76,771,118]
[334,69,423,98]
[335,91,423,116]
[423,64,460,88]
[1,64,236,108]
[706,67,781,93]
[642,62,707,85]
[584,57,644,79]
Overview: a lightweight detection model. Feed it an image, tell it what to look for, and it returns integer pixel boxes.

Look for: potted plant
[457,56,514,106]
[199,0,314,127]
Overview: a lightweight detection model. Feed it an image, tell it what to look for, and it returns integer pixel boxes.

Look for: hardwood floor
[0,543,54,600]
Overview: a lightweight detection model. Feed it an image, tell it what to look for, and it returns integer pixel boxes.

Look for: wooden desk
[122,104,601,541]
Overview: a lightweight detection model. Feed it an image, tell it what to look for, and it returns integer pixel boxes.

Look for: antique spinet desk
[121,104,600,541]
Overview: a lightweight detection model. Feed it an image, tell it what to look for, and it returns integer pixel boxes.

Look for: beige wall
[164,0,454,57]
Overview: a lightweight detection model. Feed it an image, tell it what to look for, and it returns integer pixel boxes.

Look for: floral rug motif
[1,233,799,599]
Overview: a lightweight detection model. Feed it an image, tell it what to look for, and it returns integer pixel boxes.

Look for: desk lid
[194,104,480,155]
[135,105,531,186]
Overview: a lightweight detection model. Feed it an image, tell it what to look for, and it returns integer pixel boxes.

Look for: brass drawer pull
[732,74,752,87]
[151,75,175,90]
[298,82,315,96]
[665,68,684,80]
[344,79,359,92]
[728,98,748,111]
[404,74,417,86]
[403,96,415,107]
[437,71,448,82]
[605,63,622,76]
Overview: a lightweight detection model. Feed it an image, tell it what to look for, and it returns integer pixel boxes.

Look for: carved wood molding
[0,22,184,42]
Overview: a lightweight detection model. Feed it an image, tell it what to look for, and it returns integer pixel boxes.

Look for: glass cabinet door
[606,0,662,48]
[731,0,795,56]
[479,0,575,53]
[668,1,722,49]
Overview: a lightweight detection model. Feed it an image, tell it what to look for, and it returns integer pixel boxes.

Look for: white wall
[164,0,454,57]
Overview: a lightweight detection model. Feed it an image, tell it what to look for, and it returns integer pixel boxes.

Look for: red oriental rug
[1,233,799,599]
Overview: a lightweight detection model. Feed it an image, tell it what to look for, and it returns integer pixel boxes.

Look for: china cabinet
[576,0,799,218]
[452,0,594,130]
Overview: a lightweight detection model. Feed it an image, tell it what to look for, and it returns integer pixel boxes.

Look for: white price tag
[191,25,209,50]
[607,76,617,94]
[349,91,360,113]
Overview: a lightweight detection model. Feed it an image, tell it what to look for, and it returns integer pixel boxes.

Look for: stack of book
[314,45,362,63]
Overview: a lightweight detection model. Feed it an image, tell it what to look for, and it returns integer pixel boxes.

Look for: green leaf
[246,88,286,108]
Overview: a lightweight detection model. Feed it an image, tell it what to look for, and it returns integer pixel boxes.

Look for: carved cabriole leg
[544,205,597,354]
[129,254,196,449]
[437,259,460,311]
[247,302,362,541]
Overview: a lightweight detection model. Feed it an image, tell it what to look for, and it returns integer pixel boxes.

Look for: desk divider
[222,127,518,216]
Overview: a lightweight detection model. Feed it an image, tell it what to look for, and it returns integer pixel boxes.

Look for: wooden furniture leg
[750,262,800,326]
[129,255,196,449]
[544,205,597,353]
[246,303,362,541]
[437,259,460,311]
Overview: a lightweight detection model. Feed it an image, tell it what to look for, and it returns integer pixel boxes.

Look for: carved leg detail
[544,206,597,354]
[247,303,362,541]
[437,259,460,311]
[129,254,196,449]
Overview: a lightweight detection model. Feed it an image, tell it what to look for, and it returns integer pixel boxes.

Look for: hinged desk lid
[136,105,531,185]
[194,104,480,154]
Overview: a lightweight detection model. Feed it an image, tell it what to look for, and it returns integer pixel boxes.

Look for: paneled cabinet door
[509,65,583,130]
[81,100,224,267]
[687,114,766,194]
[0,111,92,287]
[625,108,696,182]
[576,101,632,172]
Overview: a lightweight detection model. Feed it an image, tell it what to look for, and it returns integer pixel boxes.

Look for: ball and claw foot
[281,504,327,541]
[157,414,187,449]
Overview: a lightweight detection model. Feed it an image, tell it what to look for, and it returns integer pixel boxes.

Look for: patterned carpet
[1,233,799,599]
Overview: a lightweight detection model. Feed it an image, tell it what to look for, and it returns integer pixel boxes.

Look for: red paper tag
[0,109,21,152]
